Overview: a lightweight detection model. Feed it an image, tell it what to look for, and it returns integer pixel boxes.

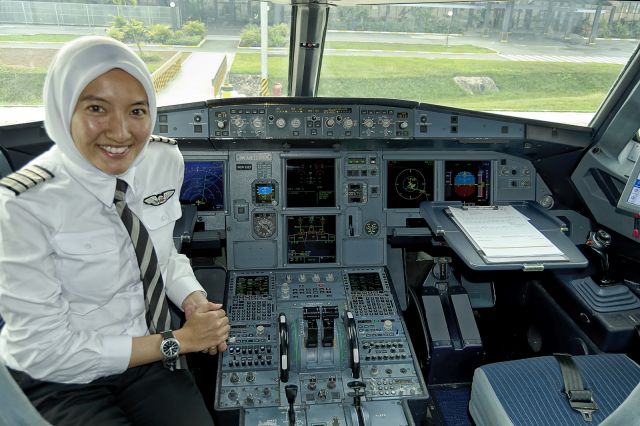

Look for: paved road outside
[326,29,637,59]
[157,51,232,106]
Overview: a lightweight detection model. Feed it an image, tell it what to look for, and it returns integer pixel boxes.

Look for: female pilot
[0,36,228,425]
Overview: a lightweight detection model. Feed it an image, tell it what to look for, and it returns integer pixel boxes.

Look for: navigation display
[286,215,337,264]
[387,160,435,208]
[444,160,491,205]
[180,160,225,211]
[286,158,336,207]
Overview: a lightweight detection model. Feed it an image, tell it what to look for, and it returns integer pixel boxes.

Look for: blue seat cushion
[470,354,640,426]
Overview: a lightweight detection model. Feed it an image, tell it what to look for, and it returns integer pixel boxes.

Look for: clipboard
[420,201,588,271]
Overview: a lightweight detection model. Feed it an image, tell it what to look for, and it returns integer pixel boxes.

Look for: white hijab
[43,36,157,173]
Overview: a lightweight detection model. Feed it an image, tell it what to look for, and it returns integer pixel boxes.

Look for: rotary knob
[326,118,335,128]
[256,325,265,335]
[381,117,392,128]
[363,118,374,128]
[252,117,264,129]
[383,319,393,331]
[275,117,286,129]
[343,117,354,129]
[216,120,226,129]
[399,121,409,129]
[231,116,244,128]
[290,118,302,129]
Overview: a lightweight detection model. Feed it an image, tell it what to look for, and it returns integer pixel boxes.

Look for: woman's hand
[176,302,229,355]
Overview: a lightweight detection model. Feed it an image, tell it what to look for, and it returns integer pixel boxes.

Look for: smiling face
[70,68,150,175]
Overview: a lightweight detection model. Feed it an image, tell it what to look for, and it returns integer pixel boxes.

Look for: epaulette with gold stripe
[0,165,54,196]
[149,135,177,145]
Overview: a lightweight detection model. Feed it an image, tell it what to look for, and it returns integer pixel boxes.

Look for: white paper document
[447,205,567,263]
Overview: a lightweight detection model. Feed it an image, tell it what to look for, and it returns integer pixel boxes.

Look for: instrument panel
[216,267,427,426]
[155,99,553,425]
[181,150,537,270]
[155,100,524,141]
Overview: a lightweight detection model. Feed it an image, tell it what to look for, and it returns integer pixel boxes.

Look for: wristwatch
[160,330,180,371]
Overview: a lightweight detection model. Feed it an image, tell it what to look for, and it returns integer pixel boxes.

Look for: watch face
[162,338,180,358]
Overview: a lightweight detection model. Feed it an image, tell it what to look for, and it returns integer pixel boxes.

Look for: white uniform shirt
[0,141,203,384]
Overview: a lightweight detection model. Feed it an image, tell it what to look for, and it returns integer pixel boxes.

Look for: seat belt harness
[554,354,598,422]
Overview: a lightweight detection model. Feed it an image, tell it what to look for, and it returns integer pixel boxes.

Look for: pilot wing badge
[144,189,176,206]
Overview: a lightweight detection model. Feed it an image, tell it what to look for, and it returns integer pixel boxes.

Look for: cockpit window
[1,1,640,127]
[318,1,640,126]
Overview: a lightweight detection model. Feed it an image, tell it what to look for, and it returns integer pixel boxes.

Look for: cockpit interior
[2,0,640,425]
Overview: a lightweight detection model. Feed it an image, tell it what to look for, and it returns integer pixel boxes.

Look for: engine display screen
[287,215,337,264]
[444,160,491,205]
[286,159,336,208]
[235,275,270,296]
[180,161,225,211]
[387,160,435,208]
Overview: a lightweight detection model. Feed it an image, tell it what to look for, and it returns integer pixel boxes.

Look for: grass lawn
[0,34,79,43]
[0,51,174,105]
[230,52,622,112]
[325,41,494,54]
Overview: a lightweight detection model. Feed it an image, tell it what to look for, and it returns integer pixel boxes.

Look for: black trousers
[9,362,214,426]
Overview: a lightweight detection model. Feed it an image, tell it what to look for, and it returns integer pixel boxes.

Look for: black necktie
[114,179,171,335]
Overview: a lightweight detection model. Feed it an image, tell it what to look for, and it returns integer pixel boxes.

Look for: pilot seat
[469,353,640,425]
